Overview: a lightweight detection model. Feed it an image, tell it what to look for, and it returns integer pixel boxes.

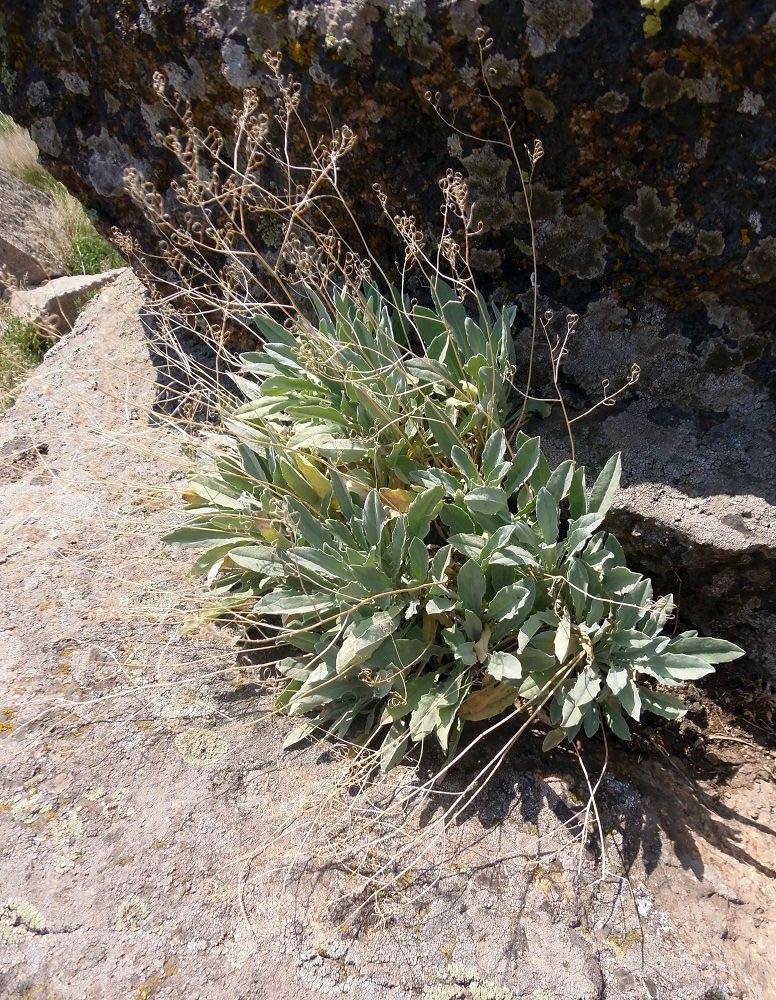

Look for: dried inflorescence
[123,50,506,370]
[125,43,641,446]
[123,55,375,363]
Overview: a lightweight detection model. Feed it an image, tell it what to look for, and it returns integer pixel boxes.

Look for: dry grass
[0,113,39,178]
[0,112,124,277]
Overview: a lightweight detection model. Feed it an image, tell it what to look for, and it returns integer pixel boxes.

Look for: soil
[0,273,774,1000]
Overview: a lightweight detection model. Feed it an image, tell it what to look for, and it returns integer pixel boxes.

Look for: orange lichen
[253,0,283,13]
[287,37,316,65]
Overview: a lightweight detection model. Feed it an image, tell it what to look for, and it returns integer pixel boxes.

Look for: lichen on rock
[523,0,593,57]
[115,893,150,931]
[624,186,678,251]
[536,204,607,279]
[461,145,514,234]
[743,236,776,284]
[174,727,231,766]
[641,68,683,109]
[0,899,46,943]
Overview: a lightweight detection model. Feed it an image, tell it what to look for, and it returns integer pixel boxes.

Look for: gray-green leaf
[487,651,523,681]
[536,488,559,543]
[457,559,486,614]
[336,609,401,673]
[587,453,622,516]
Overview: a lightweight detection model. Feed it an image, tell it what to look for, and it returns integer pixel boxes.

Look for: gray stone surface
[0,273,774,1000]
[0,3,772,414]
[0,167,64,290]
[7,267,126,335]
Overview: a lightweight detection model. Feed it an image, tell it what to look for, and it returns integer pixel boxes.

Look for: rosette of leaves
[166,283,743,770]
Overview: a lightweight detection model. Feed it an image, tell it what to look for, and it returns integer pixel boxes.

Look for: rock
[0,27,772,483]
[0,9,772,627]
[610,485,776,682]
[0,3,772,378]
[542,398,776,681]
[7,267,126,336]
[0,166,65,290]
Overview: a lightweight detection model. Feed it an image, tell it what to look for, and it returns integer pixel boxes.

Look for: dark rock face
[1,1,774,671]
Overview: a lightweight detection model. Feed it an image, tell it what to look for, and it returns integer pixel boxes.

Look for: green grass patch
[0,315,48,412]
[19,162,62,197]
[63,225,126,276]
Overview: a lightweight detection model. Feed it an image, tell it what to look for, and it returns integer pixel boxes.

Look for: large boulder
[8,267,126,335]
[0,167,65,290]
[0,1,773,672]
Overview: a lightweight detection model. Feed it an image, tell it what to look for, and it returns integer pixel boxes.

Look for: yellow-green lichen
[641,0,674,37]
[423,966,514,1000]
[385,0,430,49]
[51,807,85,873]
[0,898,46,943]
[10,791,54,825]
[115,893,150,931]
[174,727,230,766]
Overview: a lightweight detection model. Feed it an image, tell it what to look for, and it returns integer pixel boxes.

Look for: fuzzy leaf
[407,536,429,582]
[583,703,601,737]
[362,490,386,547]
[336,609,401,673]
[440,503,476,535]
[618,679,642,721]
[426,594,457,614]
[381,673,438,724]
[489,545,539,569]
[645,652,717,681]
[568,466,588,519]
[406,485,446,537]
[255,589,334,616]
[546,460,575,502]
[567,668,601,708]
[450,445,480,485]
[503,437,541,495]
[565,514,604,555]
[380,720,410,772]
[638,688,687,721]
[457,558,486,614]
[602,701,631,740]
[487,583,533,623]
[283,721,317,750]
[486,651,523,681]
[536,488,559,543]
[567,557,589,618]
[542,728,566,752]
[667,636,744,663]
[588,453,622,516]
[448,533,486,561]
[554,614,572,663]
[606,665,629,695]
[431,544,453,582]
[481,428,507,483]
[287,547,350,581]
[409,667,467,744]
[465,487,509,516]
[164,524,251,546]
